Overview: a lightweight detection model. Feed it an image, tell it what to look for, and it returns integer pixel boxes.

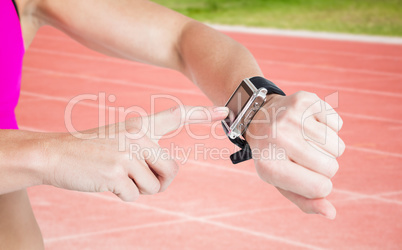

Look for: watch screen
[224,81,253,126]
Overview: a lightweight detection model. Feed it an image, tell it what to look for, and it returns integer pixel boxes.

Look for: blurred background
[153,0,402,36]
[19,0,402,249]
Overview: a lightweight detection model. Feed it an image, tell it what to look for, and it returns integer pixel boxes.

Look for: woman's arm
[0,106,228,197]
[33,0,345,218]
[0,130,44,195]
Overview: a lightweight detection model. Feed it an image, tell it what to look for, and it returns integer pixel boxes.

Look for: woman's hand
[246,92,345,219]
[39,105,229,201]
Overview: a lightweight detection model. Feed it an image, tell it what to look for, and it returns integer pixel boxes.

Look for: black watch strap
[223,77,286,164]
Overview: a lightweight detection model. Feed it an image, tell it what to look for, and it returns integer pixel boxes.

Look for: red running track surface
[18,26,402,249]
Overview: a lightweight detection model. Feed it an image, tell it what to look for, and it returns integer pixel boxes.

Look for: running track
[18,26,402,249]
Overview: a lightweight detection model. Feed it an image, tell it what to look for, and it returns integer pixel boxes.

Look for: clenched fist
[38,105,229,201]
[246,91,345,219]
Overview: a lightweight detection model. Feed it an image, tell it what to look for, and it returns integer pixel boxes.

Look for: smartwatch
[222,76,286,164]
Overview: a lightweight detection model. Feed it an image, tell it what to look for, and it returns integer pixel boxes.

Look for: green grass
[152,0,402,37]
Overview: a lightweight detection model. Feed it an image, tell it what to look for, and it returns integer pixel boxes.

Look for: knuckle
[275,112,297,135]
[115,182,139,202]
[313,179,332,198]
[339,139,346,156]
[160,158,180,180]
[295,91,315,100]
[309,92,319,99]
[169,105,181,114]
[108,163,126,181]
[256,161,279,186]
[305,91,318,100]
[122,190,140,202]
[170,105,183,118]
[142,179,161,195]
[327,159,339,178]
[293,91,320,108]
[338,116,344,130]
[315,156,338,178]
[137,136,151,147]
[150,180,161,195]
[169,105,185,127]
[295,91,308,98]
[167,161,179,179]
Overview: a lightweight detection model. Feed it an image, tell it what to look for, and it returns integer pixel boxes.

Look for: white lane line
[22,67,200,96]
[186,160,402,206]
[35,34,70,42]
[320,75,399,85]
[201,206,291,220]
[43,191,393,245]
[374,190,402,197]
[261,60,402,78]
[21,91,102,109]
[338,113,402,125]
[199,192,378,220]
[242,43,402,61]
[210,24,402,45]
[333,189,402,205]
[19,126,47,132]
[40,174,400,246]
[277,79,402,98]
[27,48,145,66]
[45,218,190,244]
[44,205,292,244]
[21,91,84,105]
[86,193,323,250]
[347,146,402,159]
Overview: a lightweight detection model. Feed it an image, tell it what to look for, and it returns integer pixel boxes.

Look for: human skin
[0,0,345,248]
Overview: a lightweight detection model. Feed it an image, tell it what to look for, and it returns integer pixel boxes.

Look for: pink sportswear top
[0,0,25,129]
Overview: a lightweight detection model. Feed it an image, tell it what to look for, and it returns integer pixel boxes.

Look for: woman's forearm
[0,130,44,195]
[178,21,263,105]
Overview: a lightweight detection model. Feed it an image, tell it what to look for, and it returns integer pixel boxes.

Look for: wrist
[20,134,50,186]
[21,132,64,187]
[221,76,286,164]
[35,133,66,186]
[0,131,50,192]
[244,94,285,148]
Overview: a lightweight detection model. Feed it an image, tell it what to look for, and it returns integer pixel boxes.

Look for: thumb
[147,105,229,140]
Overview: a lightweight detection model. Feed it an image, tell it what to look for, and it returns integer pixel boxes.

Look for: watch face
[224,80,254,127]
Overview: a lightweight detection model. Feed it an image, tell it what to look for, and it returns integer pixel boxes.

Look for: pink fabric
[0,0,25,129]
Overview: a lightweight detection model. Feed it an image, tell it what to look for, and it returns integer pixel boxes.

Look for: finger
[256,159,333,199]
[115,177,140,202]
[146,151,178,193]
[310,100,343,132]
[128,160,161,195]
[149,105,229,137]
[277,187,336,219]
[281,115,342,178]
[285,136,339,179]
[285,116,342,178]
[137,137,179,192]
[303,116,346,158]
[288,141,339,178]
